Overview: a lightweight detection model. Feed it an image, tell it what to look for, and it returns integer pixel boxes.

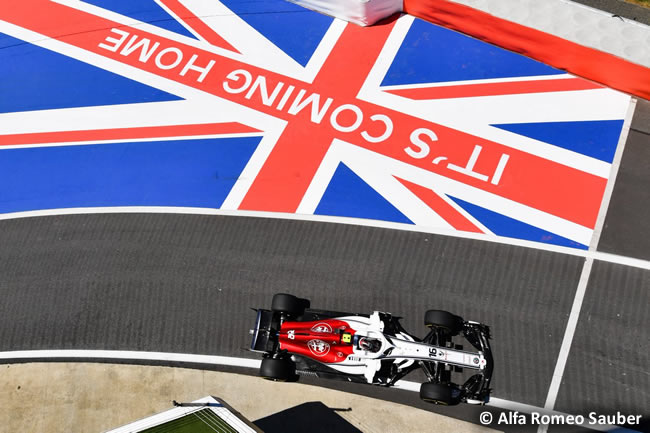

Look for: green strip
[140,409,238,433]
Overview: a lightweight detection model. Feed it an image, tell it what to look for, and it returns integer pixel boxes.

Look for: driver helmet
[358,336,381,353]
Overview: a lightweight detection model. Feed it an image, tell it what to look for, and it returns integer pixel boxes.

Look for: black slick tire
[424,310,463,334]
[259,357,295,382]
[271,293,307,317]
[420,382,453,405]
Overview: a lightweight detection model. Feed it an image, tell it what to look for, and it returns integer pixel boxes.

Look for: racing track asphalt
[549,99,650,432]
[0,206,648,432]
[0,211,581,408]
[0,85,648,432]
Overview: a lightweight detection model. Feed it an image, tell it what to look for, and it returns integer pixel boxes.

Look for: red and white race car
[250,294,493,405]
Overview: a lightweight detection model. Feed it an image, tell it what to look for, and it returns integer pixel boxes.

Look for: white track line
[0,349,261,368]
[1,206,649,271]
[537,99,638,433]
[539,257,594,433]
[0,349,624,432]
[589,98,637,252]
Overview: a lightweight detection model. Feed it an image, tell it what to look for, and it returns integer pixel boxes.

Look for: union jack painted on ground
[0,0,632,249]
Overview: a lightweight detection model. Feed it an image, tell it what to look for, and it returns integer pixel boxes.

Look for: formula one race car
[249,294,493,405]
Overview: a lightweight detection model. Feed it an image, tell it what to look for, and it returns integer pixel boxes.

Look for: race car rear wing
[250,309,276,353]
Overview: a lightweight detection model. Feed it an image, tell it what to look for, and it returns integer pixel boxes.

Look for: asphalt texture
[572,0,650,25]
[0,210,646,430]
[599,99,650,260]
[555,261,650,418]
[0,212,582,407]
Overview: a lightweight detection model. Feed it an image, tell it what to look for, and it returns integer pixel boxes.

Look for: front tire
[259,357,295,382]
[420,383,453,405]
[271,293,308,317]
[424,310,463,335]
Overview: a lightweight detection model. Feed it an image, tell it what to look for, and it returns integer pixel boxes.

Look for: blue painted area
[382,18,563,86]
[492,120,624,163]
[82,0,197,39]
[448,196,588,249]
[0,137,261,214]
[315,163,413,225]
[0,33,23,49]
[221,0,333,67]
[0,33,181,113]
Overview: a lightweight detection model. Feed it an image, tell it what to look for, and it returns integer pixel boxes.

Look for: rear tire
[259,357,295,382]
[424,310,462,334]
[420,383,453,405]
[271,293,308,317]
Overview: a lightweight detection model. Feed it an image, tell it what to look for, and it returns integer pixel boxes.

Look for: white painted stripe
[537,98,638,433]
[51,0,345,84]
[51,0,217,52]
[393,379,615,431]
[298,19,348,84]
[0,349,261,368]
[154,0,208,43]
[0,20,203,103]
[297,140,457,230]
[395,88,631,128]
[0,20,283,137]
[462,124,613,179]
[326,140,594,246]
[538,257,593,433]
[0,350,624,432]
[367,88,628,179]
[0,100,247,135]
[359,13,411,96]
[380,73,576,91]
[179,0,306,78]
[220,125,286,210]
[0,206,649,270]
[50,0,262,67]
[0,133,264,151]
[108,397,218,433]
[358,18,630,180]
[177,0,347,82]
[589,99,637,250]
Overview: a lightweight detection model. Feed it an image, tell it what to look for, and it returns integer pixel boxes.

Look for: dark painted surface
[599,99,650,260]
[555,261,650,423]
[0,213,582,408]
[632,98,650,136]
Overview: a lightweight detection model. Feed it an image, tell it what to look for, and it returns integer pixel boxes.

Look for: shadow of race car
[249,293,493,405]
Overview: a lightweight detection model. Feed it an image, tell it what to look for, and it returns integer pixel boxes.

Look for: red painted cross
[0,0,606,229]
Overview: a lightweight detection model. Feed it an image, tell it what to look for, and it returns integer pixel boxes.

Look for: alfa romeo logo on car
[311,323,333,333]
[307,339,330,357]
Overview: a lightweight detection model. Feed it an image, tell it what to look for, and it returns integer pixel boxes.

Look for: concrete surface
[449,0,650,67]
[0,363,497,433]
